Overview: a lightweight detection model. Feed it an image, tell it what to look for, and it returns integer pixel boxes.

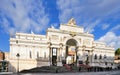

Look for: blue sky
[0,0,120,52]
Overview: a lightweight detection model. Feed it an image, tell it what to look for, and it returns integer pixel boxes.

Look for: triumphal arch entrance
[66,39,78,64]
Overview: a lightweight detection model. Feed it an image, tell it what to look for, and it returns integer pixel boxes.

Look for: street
[1,70,120,75]
[22,71,120,75]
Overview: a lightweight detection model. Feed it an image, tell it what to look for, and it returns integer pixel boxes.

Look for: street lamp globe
[16,53,20,57]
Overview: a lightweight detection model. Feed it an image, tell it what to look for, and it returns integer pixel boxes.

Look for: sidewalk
[0,72,13,75]
[0,70,120,75]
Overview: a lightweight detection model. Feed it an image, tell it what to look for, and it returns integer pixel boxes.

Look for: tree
[115,48,120,55]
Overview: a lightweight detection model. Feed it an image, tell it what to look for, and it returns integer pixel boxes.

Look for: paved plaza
[21,71,120,75]
[0,70,120,75]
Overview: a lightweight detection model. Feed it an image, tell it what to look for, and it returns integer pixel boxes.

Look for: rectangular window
[52,48,57,56]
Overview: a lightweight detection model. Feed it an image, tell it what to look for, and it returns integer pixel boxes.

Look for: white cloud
[98,32,120,49]
[98,24,120,49]
[102,24,109,30]
[84,20,100,33]
[110,24,120,32]
[0,0,49,35]
[57,0,120,33]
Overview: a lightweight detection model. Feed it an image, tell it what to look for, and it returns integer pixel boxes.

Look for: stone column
[60,47,62,61]
[89,50,93,66]
[75,46,79,66]
[59,43,63,62]
[62,45,66,61]
[48,42,52,66]
[82,45,86,64]
[57,48,60,61]
[91,46,95,66]
[32,46,35,59]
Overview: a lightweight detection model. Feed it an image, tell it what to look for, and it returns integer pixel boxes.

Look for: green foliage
[115,48,120,55]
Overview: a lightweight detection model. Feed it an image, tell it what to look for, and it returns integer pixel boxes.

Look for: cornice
[47,29,94,38]
[95,47,114,51]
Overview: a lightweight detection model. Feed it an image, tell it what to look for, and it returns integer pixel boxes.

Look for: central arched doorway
[66,39,77,64]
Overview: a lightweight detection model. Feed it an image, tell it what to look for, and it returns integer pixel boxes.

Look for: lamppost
[104,55,107,70]
[16,40,20,73]
[16,53,20,73]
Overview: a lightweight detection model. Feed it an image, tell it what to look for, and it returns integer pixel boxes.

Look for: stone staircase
[20,66,71,73]
[20,64,94,73]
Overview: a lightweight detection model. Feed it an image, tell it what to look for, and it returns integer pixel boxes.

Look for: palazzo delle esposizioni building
[9,18,114,72]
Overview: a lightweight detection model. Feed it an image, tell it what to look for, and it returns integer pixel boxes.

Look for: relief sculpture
[51,35,59,41]
[83,39,90,45]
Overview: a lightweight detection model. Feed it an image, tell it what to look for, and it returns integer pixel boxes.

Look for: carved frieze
[51,35,59,41]
[83,39,90,45]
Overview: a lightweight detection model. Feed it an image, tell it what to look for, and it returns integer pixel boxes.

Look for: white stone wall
[9,59,38,72]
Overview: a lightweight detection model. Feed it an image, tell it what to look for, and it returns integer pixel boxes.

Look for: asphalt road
[1,70,120,75]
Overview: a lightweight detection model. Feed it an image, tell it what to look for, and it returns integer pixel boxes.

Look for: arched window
[37,52,39,58]
[104,55,106,59]
[99,55,102,59]
[94,54,97,59]
[105,62,107,65]
[30,51,32,58]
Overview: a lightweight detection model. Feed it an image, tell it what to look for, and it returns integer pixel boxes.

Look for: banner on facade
[68,46,76,55]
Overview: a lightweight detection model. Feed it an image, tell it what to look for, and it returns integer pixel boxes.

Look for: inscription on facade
[83,39,90,45]
[51,35,59,41]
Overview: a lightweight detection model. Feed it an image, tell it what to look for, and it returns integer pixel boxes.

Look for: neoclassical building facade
[9,18,114,72]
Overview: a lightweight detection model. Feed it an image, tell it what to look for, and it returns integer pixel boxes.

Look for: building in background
[9,18,115,72]
[114,49,120,69]
[0,50,9,72]
[114,55,120,69]
[0,51,4,60]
